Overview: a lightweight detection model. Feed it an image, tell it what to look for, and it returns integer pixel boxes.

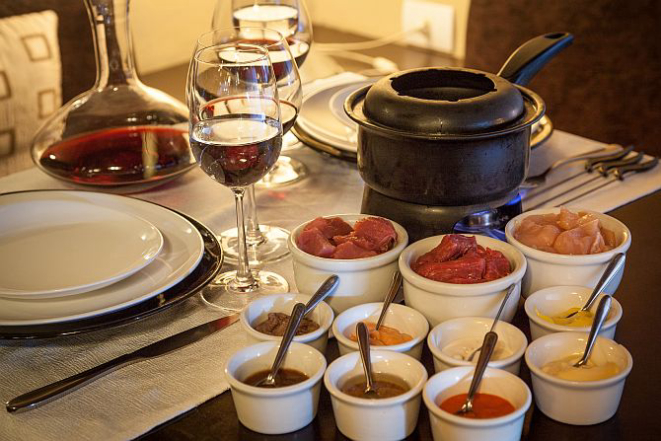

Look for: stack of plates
[0,191,223,339]
[293,75,554,162]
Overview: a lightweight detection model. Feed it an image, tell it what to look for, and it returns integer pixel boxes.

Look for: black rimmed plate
[0,194,223,340]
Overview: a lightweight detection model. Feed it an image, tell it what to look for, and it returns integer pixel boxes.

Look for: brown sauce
[341,373,409,399]
[253,312,320,336]
[439,392,516,419]
[243,368,309,388]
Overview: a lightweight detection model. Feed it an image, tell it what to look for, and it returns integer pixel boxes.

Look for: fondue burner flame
[453,195,523,241]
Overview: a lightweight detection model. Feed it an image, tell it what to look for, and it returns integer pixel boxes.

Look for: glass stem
[232,188,256,287]
[245,185,267,246]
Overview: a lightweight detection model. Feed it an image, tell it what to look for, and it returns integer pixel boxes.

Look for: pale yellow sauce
[441,337,513,362]
[541,354,621,381]
[536,307,595,327]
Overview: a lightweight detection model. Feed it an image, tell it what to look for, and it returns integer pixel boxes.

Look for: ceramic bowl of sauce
[427,316,528,375]
[332,302,429,360]
[524,285,622,341]
[423,366,532,441]
[324,350,428,440]
[241,293,334,353]
[225,341,327,434]
[525,331,632,425]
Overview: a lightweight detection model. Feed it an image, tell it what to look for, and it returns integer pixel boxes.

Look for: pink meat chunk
[514,219,562,252]
[554,219,607,254]
[331,241,378,259]
[303,216,353,240]
[296,228,336,257]
[350,217,398,252]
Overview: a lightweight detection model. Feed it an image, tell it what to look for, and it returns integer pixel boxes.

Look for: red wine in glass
[190,115,282,187]
[38,126,194,185]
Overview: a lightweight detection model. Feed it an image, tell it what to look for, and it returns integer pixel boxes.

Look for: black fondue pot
[345,33,573,207]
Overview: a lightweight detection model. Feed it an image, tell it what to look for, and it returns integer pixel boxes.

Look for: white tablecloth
[1,126,660,441]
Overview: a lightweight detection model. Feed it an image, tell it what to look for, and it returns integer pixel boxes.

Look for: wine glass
[204,26,306,265]
[187,38,289,311]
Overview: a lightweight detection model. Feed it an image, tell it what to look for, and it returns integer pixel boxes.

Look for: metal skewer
[522,144,634,200]
[526,151,645,210]
[527,156,658,210]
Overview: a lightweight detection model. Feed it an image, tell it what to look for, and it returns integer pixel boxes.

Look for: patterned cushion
[0,10,61,157]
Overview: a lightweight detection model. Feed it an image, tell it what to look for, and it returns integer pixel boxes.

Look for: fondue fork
[521,145,615,189]
[525,152,650,210]
[522,144,635,200]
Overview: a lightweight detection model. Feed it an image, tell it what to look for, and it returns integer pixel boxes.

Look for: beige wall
[131,0,470,74]
[306,0,470,60]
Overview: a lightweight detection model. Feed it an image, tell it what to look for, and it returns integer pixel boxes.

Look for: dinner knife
[6,314,240,413]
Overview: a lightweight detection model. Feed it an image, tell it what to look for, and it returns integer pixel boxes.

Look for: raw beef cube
[332,241,378,259]
[303,217,353,240]
[483,248,512,281]
[352,217,398,252]
[296,228,336,257]
[414,254,486,283]
[433,234,478,262]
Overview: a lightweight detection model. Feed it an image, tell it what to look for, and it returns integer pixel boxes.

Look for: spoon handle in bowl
[376,270,402,331]
[304,275,340,316]
[465,332,498,405]
[582,253,625,312]
[357,322,374,392]
[267,303,306,383]
[575,296,612,367]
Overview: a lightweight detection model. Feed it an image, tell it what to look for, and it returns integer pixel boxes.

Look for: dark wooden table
[139,27,660,441]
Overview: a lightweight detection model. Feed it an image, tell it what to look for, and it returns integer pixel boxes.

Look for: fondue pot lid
[361,67,526,135]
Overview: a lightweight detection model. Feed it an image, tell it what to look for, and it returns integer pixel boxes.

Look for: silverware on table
[5,314,240,413]
[375,270,402,331]
[521,145,614,189]
[522,144,635,201]
[467,284,515,362]
[526,154,657,210]
[455,331,499,415]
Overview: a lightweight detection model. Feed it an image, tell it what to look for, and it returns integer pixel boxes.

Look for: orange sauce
[439,392,515,419]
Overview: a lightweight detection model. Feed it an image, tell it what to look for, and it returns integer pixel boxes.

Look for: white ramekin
[524,285,623,341]
[332,302,429,360]
[240,293,334,353]
[505,207,631,298]
[423,366,532,441]
[399,234,526,327]
[288,214,408,314]
[525,331,633,425]
[225,341,326,435]
[427,317,528,375]
[324,350,428,441]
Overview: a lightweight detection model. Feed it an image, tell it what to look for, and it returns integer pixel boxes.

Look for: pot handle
[497,32,574,86]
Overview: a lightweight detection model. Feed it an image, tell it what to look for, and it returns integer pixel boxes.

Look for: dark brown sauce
[244,368,309,388]
[253,312,320,336]
[341,373,409,399]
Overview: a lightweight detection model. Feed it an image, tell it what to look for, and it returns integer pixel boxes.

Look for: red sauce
[439,393,516,419]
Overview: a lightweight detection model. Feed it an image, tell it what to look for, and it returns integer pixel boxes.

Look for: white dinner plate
[297,78,376,153]
[0,200,164,299]
[0,191,204,325]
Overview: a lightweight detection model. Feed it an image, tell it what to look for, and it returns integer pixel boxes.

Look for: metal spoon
[356,321,376,396]
[256,302,306,387]
[565,253,625,319]
[375,270,402,331]
[456,331,499,416]
[304,274,340,316]
[467,284,516,362]
[573,295,612,368]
